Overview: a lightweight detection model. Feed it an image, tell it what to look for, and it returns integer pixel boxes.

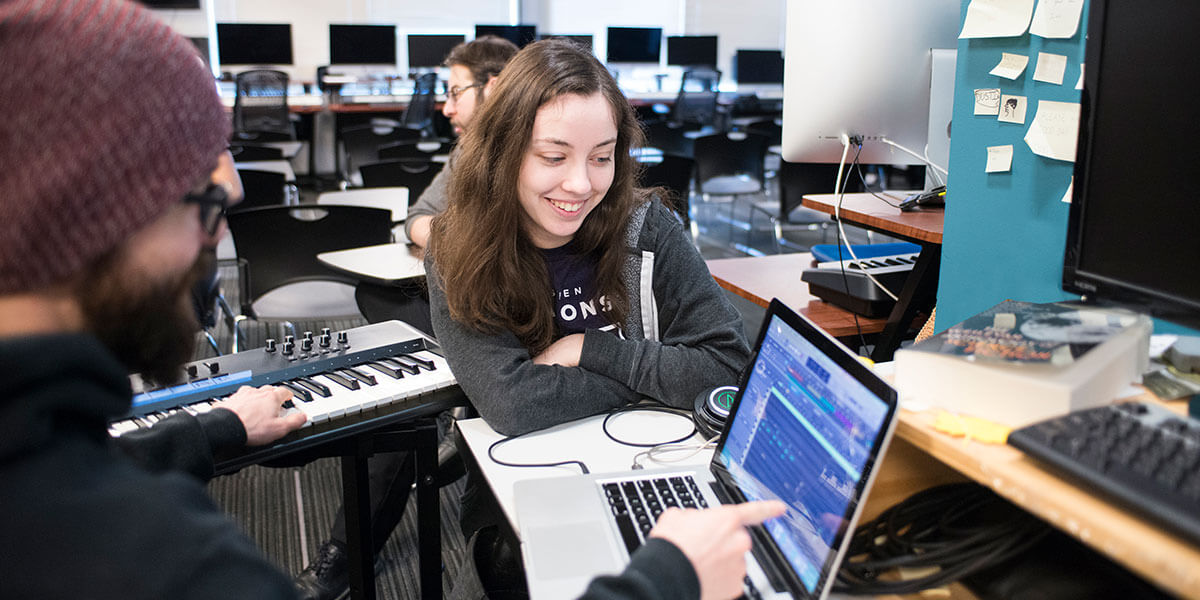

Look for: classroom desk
[317,242,425,286]
[706,253,889,339]
[801,193,944,362]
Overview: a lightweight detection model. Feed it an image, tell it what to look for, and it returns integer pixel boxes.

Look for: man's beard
[76,249,211,385]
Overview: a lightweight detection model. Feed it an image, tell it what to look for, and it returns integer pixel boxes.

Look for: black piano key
[280,381,313,403]
[379,357,420,376]
[366,361,404,379]
[296,377,331,398]
[322,371,360,391]
[342,366,377,386]
[395,353,436,371]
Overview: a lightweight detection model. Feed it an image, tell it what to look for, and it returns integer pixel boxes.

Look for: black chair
[229,143,285,162]
[742,117,782,147]
[190,248,240,354]
[359,159,444,200]
[670,68,722,130]
[401,72,439,137]
[692,131,770,244]
[639,154,695,228]
[339,122,424,185]
[747,160,842,253]
[225,205,394,330]
[233,69,294,139]
[377,138,452,162]
[644,120,696,159]
[233,169,296,211]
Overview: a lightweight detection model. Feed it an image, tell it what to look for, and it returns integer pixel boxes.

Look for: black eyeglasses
[183,183,231,236]
[446,83,482,104]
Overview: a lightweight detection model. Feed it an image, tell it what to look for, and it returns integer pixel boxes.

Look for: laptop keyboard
[602,475,709,554]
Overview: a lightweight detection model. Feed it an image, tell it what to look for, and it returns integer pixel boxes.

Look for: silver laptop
[514,299,899,599]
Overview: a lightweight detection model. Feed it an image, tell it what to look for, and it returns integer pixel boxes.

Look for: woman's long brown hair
[430,39,648,354]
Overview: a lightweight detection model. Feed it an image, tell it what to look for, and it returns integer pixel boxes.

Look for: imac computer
[407,34,465,69]
[475,24,538,49]
[329,25,396,66]
[1063,0,1200,330]
[216,23,293,66]
[780,0,958,166]
[667,36,718,68]
[605,27,663,64]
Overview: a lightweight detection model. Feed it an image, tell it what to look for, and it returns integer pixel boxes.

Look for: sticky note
[998,95,1027,124]
[990,52,1029,79]
[1030,0,1086,39]
[1025,100,1082,162]
[974,88,1002,115]
[1075,63,1085,90]
[1061,176,1074,203]
[1033,52,1068,85]
[960,0,1036,39]
[986,145,1014,173]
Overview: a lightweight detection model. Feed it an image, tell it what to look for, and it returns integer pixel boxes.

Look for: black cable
[853,161,903,209]
[833,483,1051,596]
[602,401,696,448]
[487,432,591,474]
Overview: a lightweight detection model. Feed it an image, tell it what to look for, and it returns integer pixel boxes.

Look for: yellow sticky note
[933,411,1012,444]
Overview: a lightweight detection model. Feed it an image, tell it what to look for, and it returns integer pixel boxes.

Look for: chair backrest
[743,117,782,147]
[226,205,393,309]
[233,169,289,211]
[400,72,439,136]
[339,123,424,180]
[358,159,444,199]
[778,160,862,217]
[671,68,721,128]
[377,138,452,162]
[230,143,285,162]
[644,120,695,159]
[234,69,291,136]
[692,131,769,188]
[639,154,695,226]
[316,187,409,222]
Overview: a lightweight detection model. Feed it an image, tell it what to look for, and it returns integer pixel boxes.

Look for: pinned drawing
[998,94,1027,124]
[974,88,1002,115]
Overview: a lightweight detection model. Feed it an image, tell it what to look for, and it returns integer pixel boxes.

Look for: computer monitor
[605,27,662,64]
[329,25,396,66]
[216,23,293,66]
[475,24,537,49]
[406,34,466,69]
[1062,0,1200,330]
[667,36,718,67]
[734,49,784,85]
[780,0,958,165]
[539,34,594,51]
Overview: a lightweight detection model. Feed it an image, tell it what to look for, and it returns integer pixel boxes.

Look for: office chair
[338,122,424,187]
[639,154,695,230]
[233,169,297,212]
[670,68,722,130]
[691,131,769,245]
[746,160,842,253]
[316,187,409,241]
[400,72,439,137]
[644,120,696,159]
[225,205,394,338]
[229,143,285,162]
[377,138,452,162]
[358,159,444,200]
[233,69,294,140]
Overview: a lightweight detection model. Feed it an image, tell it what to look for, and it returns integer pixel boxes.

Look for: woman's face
[516,93,617,249]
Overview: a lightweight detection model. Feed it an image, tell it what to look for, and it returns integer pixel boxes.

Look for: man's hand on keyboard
[649,500,787,600]
[217,385,307,446]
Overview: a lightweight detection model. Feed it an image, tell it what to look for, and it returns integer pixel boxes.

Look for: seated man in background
[0,3,784,600]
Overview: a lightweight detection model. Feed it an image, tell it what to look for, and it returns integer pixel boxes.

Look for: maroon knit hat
[0,0,230,294]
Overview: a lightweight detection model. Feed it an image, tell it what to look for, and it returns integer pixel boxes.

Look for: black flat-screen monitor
[606,27,662,63]
[329,25,396,65]
[1063,0,1200,330]
[539,34,593,51]
[407,34,465,68]
[734,50,784,84]
[475,24,537,48]
[217,23,293,65]
[667,36,717,67]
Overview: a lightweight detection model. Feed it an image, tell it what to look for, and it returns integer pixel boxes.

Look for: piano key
[322,370,361,391]
[366,361,405,379]
[296,376,331,398]
[393,353,435,371]
[340,366,377,386]
[378,356,420,376]
[280,381,314,404]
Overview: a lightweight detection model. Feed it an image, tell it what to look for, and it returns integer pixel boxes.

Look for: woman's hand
[532,333,585,367]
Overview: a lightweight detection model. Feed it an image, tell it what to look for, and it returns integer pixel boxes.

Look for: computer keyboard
[602,475,709,555]
[1008,402,1200,546]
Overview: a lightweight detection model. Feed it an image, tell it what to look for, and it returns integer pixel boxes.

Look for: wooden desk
[882,396,1200,599]
[706,253,888,339]
[802,193,945,362]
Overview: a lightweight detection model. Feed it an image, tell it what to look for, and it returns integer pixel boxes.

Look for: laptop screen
[716,311,893,593]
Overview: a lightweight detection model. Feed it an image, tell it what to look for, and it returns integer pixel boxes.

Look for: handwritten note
[1029,0,1086,39]
[960,0,1036,38]
[1033,52,1068,85]
[986,145,1014,173]
[974,88,1002,115]
[1024,100,1082,162]
[990,52,1030,79]
[998,94,1028,124]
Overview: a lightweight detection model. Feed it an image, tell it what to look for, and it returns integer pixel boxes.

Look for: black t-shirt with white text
[542,241,617,335]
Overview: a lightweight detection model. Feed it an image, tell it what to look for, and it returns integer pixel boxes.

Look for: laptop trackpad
[526,522,622,578]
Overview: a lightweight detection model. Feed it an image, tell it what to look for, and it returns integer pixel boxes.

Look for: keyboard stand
[341,419,442,600]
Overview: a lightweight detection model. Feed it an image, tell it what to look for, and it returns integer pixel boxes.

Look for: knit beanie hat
[0,0,231,293]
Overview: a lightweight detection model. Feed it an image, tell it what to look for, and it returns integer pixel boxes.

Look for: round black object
[694,385,738,439]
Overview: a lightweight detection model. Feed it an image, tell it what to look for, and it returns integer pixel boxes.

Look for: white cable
[834,137,900,302]
[633,436,719,469]
[881,137,949,182]
[835,134,852,196]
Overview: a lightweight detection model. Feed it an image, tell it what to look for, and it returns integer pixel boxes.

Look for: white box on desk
[894,302,1152,427]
